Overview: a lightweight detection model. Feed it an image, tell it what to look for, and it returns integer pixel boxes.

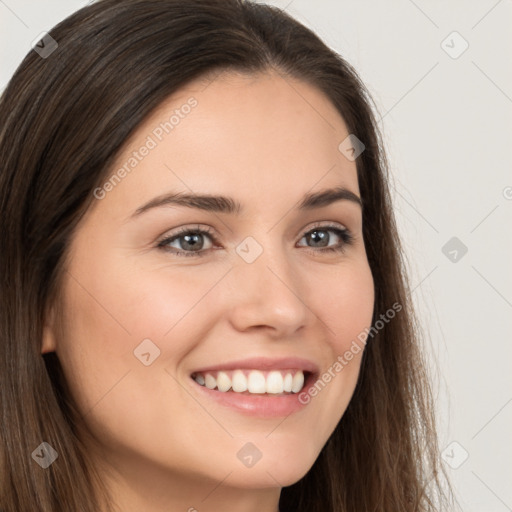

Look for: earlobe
[41,306,57,354]
[41,325,57,354]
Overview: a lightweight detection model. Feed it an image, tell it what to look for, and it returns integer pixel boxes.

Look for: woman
[0,0,452,510]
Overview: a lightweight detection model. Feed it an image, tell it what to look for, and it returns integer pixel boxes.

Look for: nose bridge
[235,233,293,289]
[227,234,310,334]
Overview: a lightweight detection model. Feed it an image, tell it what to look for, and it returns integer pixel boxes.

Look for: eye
[157,223,354,258]
[157,225,216,257]
[297,224,354,254]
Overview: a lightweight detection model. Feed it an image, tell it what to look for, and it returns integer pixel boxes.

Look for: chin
[218,445,320,489]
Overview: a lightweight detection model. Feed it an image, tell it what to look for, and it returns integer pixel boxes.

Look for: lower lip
[189,373,316,418]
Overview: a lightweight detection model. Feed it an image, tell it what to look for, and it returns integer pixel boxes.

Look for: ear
[41,304,58,354]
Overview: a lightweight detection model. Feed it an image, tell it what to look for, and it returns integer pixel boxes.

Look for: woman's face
[43,70,374,506]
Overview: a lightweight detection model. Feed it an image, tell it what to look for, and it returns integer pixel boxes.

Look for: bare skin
[42,69,375,512]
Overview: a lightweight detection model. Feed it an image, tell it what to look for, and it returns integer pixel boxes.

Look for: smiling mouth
[190,368,310,395]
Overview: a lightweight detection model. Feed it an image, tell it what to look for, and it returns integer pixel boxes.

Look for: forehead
[96,70,359,218]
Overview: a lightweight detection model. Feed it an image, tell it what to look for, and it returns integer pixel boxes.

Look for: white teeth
[266,371,284,394]
[283,373,293,392]
[204,374,216,390]
[247,370,266,393]
[216,371,231,392]
[291,371,304,393]
[193,369,306,395]
[231,370,247,392]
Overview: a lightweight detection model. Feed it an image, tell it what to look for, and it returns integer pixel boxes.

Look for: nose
[226,243,311,337]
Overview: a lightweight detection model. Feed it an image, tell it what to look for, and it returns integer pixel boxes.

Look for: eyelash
[157,223,354,258]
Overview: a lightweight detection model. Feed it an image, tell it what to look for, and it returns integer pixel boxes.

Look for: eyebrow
[130,186,362,218]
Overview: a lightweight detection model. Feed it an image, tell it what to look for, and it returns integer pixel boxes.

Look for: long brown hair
[0,1,452,510]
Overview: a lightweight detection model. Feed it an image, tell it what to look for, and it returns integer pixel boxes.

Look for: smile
[191,369,307,395]
[189,357,319,417]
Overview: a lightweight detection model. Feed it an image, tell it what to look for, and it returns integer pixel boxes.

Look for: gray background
[1,1,511,510]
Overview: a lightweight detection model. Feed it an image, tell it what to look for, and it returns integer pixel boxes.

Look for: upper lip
[190,356,319,375]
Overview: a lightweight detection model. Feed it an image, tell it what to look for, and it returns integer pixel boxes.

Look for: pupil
[309,230,328,247]
[182,233,202,251]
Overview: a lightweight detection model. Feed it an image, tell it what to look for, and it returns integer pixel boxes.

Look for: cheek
[53,261,215,462]
[55,257,227,412]
[97,256,227,340]
[54,270,135,416]
[310,258,375,351]
[295,259,374,434]
[324,259,374,391]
